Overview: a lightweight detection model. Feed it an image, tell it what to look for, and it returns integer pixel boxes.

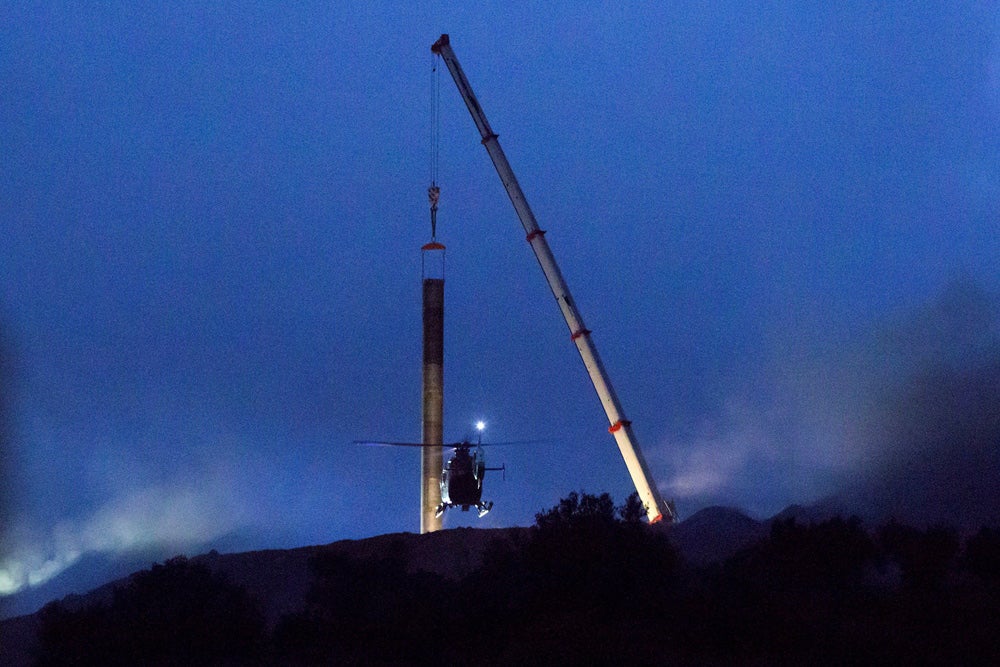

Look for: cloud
[0,480,243,596]
[864,361,1000,528]
[0,316,19,561]
[657,399,789,512]
[653,280,1000,527]
[648,392,810,518]
[842,282,1000,529]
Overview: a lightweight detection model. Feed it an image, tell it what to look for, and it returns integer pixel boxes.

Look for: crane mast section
[431,35,674,524]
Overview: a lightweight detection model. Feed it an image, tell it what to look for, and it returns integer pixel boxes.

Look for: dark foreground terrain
[3,492,1000,665]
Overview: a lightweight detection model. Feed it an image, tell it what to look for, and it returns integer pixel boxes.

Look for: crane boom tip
[431,34,449,53]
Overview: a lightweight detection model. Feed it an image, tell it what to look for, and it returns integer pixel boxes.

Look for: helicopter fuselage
[441,446,484,507]
[437,443,493,518]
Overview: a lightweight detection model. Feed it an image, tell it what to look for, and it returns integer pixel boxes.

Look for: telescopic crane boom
[431,34,675,523]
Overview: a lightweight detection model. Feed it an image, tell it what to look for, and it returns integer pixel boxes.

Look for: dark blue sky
[2,2,999,599]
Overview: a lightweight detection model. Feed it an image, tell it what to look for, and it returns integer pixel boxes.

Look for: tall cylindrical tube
[421,244,445,533]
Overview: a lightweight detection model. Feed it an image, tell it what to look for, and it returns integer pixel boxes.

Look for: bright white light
[475,420,486,432]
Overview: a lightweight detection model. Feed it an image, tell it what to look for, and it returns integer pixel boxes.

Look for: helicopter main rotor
[353,439,537,448]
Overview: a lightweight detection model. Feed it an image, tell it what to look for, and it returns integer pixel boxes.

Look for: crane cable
[428,53,441,241]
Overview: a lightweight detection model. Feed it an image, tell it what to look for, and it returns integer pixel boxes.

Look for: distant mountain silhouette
[0,546,178,621]
[0,527,529,665]
[769,499,851,525]
[191,527,530,628]
[0,504,819,626]
[3,502,999,666]
[0,508,766,663]
[668,505,765,565]
[0,501,845,626]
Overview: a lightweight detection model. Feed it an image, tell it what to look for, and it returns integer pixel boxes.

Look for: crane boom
[431,34,675,524]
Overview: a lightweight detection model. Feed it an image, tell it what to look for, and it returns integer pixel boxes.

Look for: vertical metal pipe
[421,272,444,533]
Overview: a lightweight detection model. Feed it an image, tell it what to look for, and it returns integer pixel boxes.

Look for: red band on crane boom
[608,419,631,434]
[526,229,546,243]
[571,328,591,341]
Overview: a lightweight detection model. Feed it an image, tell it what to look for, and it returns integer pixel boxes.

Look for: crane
[431,34,676,524]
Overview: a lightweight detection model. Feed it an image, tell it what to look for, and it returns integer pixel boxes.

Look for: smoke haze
[660,280,1000,529]
[844,281,1000,528]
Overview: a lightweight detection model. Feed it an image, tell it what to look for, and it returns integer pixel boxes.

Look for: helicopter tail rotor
[485,463,506,481]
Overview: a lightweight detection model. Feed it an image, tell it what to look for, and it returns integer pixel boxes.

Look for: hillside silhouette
[3,492,1000,665]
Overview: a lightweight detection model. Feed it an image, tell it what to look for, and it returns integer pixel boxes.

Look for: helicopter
[355,427,507,518]
[437,439,506,517]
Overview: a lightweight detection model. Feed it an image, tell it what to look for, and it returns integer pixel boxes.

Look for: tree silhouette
[452,491,680,664]
[533,490,617,530]
[964,526,1000,585]
[30,495,1000,665]
[617,491,647,524]
[36,556,264,666]
[877,520,959,591]
[274,541,453,664]
[685,517,881,662]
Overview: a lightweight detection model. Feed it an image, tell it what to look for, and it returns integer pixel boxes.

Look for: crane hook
[428,183,440,240]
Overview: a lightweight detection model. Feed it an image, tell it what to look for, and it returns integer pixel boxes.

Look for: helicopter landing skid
[477,501,493,518]
[433,501,493,519]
